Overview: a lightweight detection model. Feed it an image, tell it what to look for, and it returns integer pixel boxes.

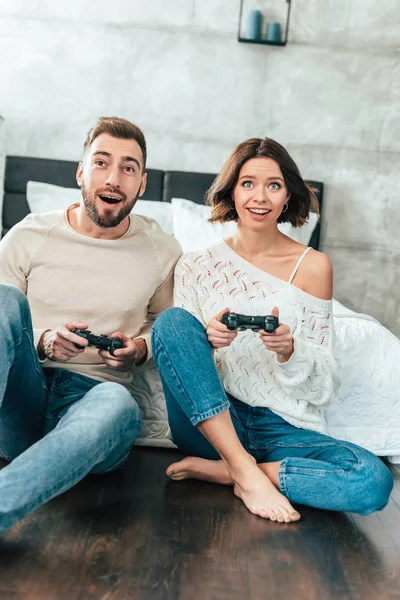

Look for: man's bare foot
[167,457,301,523]
[232,461,301,523]
[166,457,233,485]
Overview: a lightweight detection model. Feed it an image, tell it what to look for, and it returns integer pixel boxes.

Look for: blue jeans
[0,284,142,532]
[152,307,393,515]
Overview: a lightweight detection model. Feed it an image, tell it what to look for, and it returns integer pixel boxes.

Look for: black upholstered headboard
[2,156,323,250]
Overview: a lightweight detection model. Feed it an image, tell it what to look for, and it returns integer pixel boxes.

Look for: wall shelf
[238,37,287,47]
[238,0,292,47]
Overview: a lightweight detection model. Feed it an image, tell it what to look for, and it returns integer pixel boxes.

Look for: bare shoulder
[302,249,332,275]
[299,249,333,300]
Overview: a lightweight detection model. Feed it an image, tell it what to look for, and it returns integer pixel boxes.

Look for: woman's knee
[347,451,393,515]
[328,443,393,514]
[356,459,393,514]
[152,307,202,339]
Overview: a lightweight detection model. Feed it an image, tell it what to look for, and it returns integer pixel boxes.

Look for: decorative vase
[265,21,282,43]
[246,9,262,40]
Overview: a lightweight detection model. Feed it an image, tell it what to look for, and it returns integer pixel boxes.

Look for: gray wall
[0,0,399,335]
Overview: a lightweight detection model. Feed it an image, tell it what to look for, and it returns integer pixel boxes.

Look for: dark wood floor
[0,448,399,600]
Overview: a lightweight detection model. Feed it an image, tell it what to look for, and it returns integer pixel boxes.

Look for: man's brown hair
[206,137,319,227]
[83,116,147,169]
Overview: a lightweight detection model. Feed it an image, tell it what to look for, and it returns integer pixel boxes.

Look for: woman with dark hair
[151,138,393,523]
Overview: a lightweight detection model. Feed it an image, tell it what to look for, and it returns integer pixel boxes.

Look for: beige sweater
[0,205,181,387]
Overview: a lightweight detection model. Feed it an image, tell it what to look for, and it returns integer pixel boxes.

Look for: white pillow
[279,212,318,245]
[171,198,237,252]
[134,200,173,235]
[171,197,318,253]
[27,180,80,213]
[26,181,173,234]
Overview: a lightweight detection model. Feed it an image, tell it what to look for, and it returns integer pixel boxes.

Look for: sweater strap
[288,247,312,284]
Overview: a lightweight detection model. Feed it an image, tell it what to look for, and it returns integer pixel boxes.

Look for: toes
[276,505,301,523]
[275,510,285,523]
[278,506,292,523]
[270,508,285,523]
[166,462,178,477]
[291,510,301,521]
[168,470,188,481]
[267,509,277,521]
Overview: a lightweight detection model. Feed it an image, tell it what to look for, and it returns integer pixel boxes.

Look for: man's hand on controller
[98,332,147,371]
[259,307,294,363]
[38,322,89,361]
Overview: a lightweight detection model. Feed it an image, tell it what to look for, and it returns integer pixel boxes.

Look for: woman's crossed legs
[163,389,393,520]
[152,308,393,524]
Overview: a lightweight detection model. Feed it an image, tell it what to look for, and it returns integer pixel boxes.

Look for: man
[0,116,181,531]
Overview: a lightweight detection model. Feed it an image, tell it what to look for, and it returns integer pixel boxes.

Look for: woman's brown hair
[206,138,319,227]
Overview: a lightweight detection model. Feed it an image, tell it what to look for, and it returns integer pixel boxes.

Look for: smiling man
[0,117,181,532]
[74,126,147,233]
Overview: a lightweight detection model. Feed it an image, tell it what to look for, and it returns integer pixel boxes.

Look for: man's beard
[81,182,141,228]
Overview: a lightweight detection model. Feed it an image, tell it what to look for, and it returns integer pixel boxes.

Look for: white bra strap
[288,247,312,284]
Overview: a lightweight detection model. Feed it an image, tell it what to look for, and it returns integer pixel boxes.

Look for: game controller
[221,313,279,333]
[71,329,124,356]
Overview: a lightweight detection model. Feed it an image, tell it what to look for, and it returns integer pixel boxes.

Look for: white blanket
[130,300,400,463]
[325,300,400,463]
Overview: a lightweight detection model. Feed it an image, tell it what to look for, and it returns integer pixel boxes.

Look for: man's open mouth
[99,194,123,205]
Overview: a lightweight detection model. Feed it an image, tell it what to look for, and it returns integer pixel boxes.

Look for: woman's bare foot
[232,462,301,523]
[166,457,301,523]
[166,457,233,485]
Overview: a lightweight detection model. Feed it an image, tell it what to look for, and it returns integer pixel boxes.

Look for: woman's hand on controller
[259,307,294,363]
[98,332,147,371]
[206,308,238,349]
[38,322,89,361]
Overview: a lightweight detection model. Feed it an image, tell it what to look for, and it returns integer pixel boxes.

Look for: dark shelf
[238,37,287,47]
[238,0,291,47]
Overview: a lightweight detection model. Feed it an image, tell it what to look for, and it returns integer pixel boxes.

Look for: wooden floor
[0,448,399,600]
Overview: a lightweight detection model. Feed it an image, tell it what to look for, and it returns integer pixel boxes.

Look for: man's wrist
[134,338,147,365]
[37,330,50,360]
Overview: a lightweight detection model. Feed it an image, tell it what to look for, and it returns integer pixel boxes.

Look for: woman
[151,138,393,523]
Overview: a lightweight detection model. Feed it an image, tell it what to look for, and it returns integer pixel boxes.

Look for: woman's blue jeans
[152,307,393,515]
[0,284,142,532]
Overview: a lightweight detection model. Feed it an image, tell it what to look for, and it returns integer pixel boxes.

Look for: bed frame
[1,156,324,249]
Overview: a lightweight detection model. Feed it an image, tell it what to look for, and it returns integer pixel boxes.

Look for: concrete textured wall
[0,0,399,334]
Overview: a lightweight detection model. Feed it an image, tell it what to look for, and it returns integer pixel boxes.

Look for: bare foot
[232,461,301,523]
[166,457,233,485]
[167,457,301,523]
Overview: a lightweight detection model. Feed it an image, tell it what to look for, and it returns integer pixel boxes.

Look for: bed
[2,155,399,463]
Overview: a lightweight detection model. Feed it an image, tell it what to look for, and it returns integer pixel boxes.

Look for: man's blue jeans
[152,307,393,515]
[0,284,142,532]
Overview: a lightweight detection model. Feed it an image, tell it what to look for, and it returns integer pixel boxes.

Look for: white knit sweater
[174,241,340,433]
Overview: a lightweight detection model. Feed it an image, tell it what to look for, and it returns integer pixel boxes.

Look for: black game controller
[221,313,279,333]
[71,329,124,356]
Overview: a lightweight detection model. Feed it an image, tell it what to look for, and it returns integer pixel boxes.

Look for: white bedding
[130,300,400,463]
[326,300,400,463]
